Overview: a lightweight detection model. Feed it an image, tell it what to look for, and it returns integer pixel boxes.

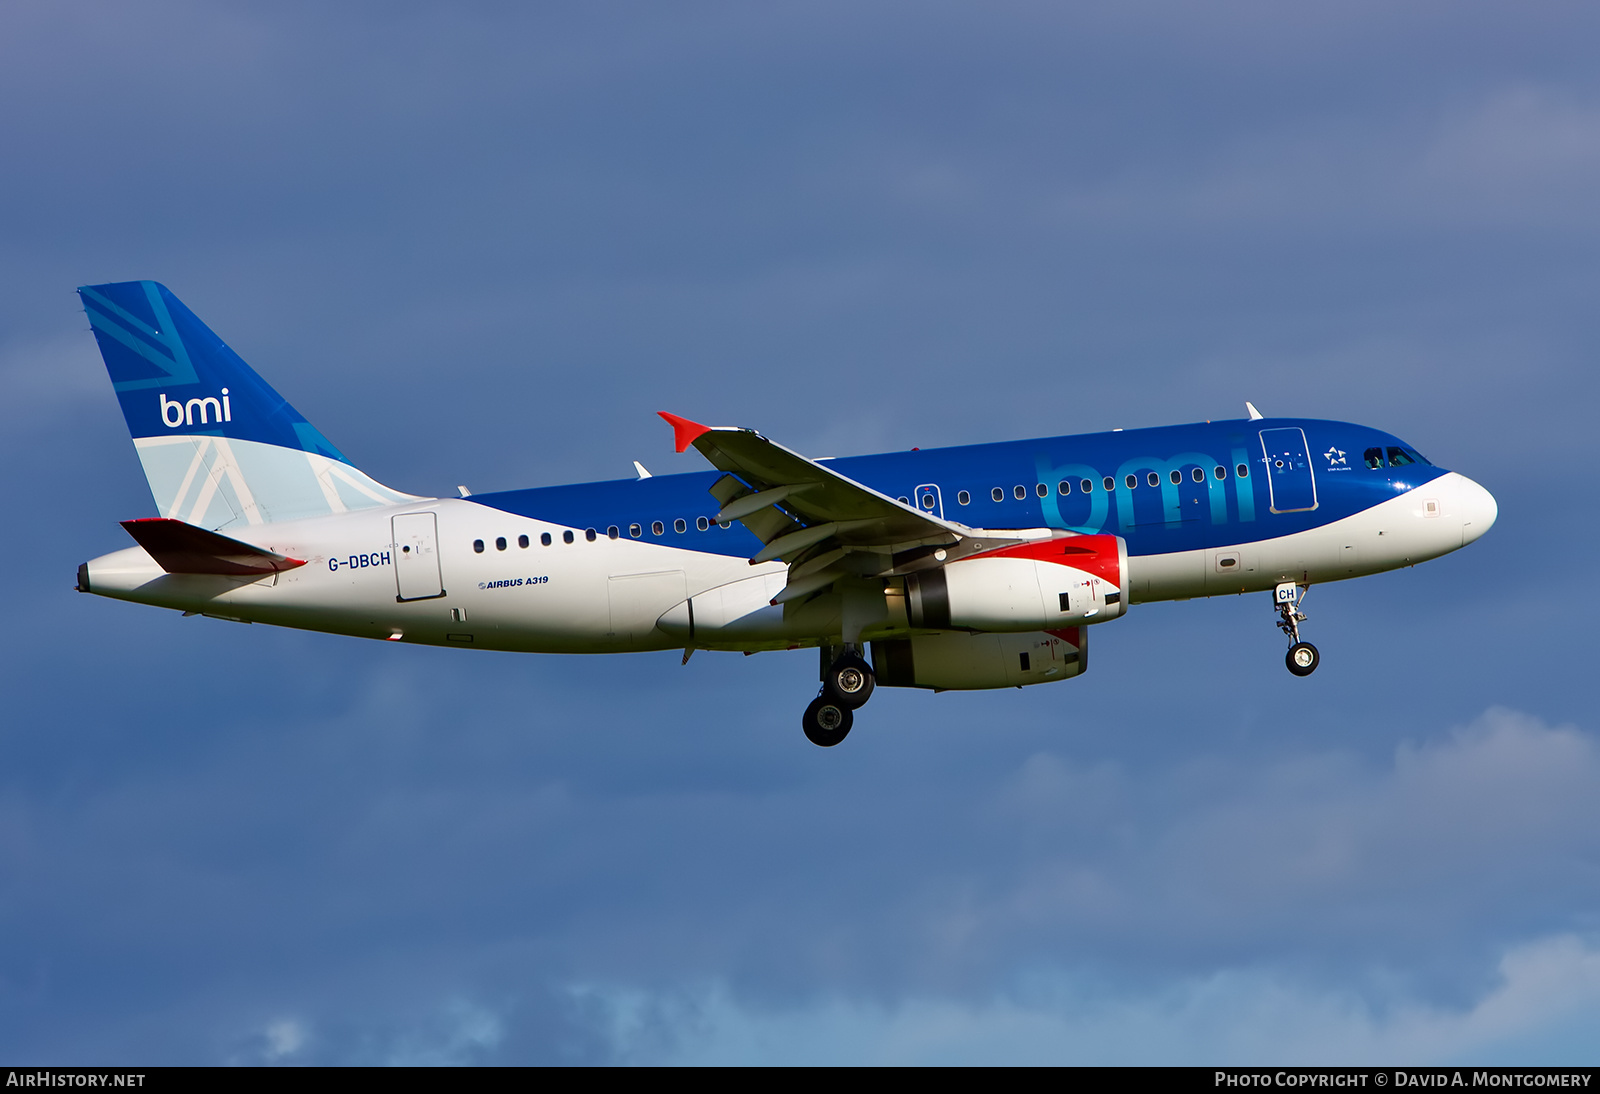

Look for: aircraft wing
[661,413,1021,604]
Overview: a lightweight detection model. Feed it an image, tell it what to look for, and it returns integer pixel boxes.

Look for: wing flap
[664,415,965,559]
[663,414,1043,608]
[120,517,307,576]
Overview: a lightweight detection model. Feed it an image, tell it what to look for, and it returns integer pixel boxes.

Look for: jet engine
[871,627,1087,690]
[903,534,1128,632]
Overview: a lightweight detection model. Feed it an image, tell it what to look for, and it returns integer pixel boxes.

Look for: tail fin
[79,280,415,529]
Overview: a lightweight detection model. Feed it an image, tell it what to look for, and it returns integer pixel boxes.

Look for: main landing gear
[1274,581,1320,677]
[802,646,876,747]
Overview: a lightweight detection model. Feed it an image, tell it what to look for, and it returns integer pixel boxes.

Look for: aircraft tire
[1286,642,1320,677]
[825,652,875,709]
[803,695,853,747]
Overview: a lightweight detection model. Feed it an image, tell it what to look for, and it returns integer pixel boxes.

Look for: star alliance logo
[1324,447,1347,466]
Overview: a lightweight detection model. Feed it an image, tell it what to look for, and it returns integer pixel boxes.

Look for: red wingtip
[658,412,711,453]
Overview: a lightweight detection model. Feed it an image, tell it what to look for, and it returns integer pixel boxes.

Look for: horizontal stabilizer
[120,518,307,576]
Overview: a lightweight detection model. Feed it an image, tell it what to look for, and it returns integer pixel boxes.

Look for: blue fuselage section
[469,417,1444,559]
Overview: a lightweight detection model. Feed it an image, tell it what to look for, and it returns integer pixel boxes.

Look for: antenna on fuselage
[1245,401,1264,420]
[633,461,653,480]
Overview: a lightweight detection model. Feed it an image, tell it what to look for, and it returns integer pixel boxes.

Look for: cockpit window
[1364,447,1385,469]
[1386,446,1415,467]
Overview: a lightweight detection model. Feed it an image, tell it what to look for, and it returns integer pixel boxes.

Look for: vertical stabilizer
[79,280,416,528]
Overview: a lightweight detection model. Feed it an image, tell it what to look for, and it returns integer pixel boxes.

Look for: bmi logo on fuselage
[159,389,232,428]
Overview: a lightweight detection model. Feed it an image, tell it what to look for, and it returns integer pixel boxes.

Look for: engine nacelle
[872,627,1087,690]
[903,534,1128,633]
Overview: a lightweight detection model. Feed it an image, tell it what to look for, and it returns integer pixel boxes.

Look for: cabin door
[393,512,445,600]
[1259,428,1318,514]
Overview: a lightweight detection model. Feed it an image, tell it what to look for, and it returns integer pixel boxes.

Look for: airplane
[74,280,1498,746]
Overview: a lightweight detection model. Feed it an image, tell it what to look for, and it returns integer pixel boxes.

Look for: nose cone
[1453,473,1498,546]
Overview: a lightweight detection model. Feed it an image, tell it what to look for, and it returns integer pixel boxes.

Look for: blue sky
[2,1,1598,1064]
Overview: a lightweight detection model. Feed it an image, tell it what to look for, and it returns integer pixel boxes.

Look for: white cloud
[952,707,1600,949]
[261,1018,304,1060]
[514,708,1600,1063]
[572,932,1600,1064]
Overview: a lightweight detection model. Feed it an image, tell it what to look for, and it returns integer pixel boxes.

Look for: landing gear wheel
[825,652,875,709]
[803,695,853,747]
[1286,642,1319,677]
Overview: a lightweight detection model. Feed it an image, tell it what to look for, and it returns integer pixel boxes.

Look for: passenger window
[674,518,687,533]
[629,524,641,538]
[1014,485,1026,500]
[1236,464,1249,478]
[1214,466,1227,480]
[1147,472,1159,488]
[696,516,709,531]
[651,521,664,536]
[1036,483,1048,498]
[518,534,529,548]
[563,530,575,544]
[957,490,971,505]
[1192,467,1204,483]
[585,528,597,542]
[922,492,936,509]
[991,487,1004,502]
[898,496,909,505]
[1169,470,1181,485]
[541,532,552,546]
[473,539,484,553]
[1387,446,1415,467]
[1125,475,1137,489]
[496,536,507,551]
[1103,477,1115,491]
[608,526,619,539]
[1081,479,1094,493]
[1058,480,1071,496]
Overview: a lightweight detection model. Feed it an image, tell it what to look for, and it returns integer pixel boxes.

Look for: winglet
[1245,401,1264,420]
[659,412,711,453]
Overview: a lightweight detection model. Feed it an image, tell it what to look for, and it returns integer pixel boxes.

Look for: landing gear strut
[802,645,877,746]
[1274,581,1319,677]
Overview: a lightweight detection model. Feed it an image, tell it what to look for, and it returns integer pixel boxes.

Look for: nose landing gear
[1275,581,1319,677]
[1287,641,1319,676]
[802,645,877,746]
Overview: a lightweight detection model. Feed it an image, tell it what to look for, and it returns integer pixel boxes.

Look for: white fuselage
[82,472,1495,654]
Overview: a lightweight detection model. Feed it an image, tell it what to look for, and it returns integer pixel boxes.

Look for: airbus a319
[76,281,1497,746]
